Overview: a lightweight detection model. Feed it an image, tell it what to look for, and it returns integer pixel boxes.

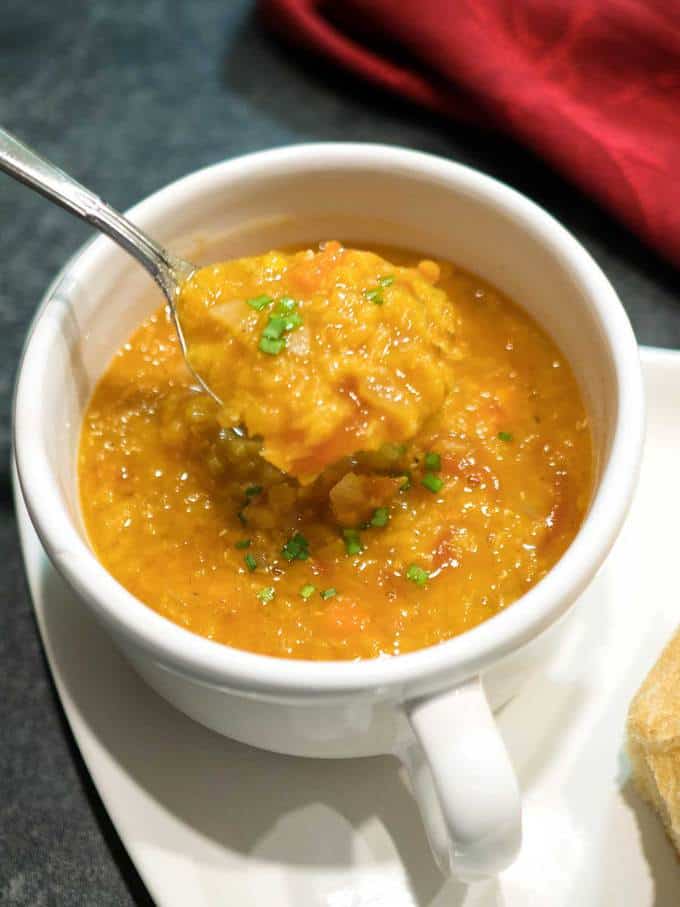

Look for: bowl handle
[401,676,521,881]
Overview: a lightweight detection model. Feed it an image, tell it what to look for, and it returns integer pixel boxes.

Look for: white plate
[14,346,680,907]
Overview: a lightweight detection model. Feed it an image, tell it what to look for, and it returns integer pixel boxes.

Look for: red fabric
[260,0,680,267]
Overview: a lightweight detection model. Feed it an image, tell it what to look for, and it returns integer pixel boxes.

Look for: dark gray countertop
[2,1,679,904]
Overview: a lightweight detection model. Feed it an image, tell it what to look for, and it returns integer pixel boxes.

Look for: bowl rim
[13,142,645,699]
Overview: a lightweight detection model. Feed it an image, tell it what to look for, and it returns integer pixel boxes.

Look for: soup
[178,241,461,481]
[78,244,592,660]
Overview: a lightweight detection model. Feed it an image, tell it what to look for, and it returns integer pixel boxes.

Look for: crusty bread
[627,627,680,854]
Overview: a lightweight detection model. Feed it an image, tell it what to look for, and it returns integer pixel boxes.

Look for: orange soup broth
[78,246,593,660]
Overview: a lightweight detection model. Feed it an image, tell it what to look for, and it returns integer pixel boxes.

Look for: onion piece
[209,299,253,332]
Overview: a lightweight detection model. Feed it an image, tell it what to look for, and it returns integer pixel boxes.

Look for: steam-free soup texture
[79,245,592,660]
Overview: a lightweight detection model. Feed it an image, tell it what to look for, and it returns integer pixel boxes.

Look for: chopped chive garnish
[245,484,263,498]
[343,528,363,555]
[424,451,441,471]
[273,298,302,330]
[422,473,444,494]
[247,294,273,311]
[262,315,288,340]
[378,274,395,287]
[370,507,390,528]
[406,564,430,586]
[300,584,316,600]
[259,336,286,355]
[245,553,257,572]
[365,288,383,305]
[257,586,275,604]
[399,473,411,491]
[320,587,337,600]
[282,532,310,562]
[234,538,251,549]
[281,310,302,331]
[498,431,513,442]
[258,299,302,355]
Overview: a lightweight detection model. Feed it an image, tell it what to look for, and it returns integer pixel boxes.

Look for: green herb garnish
[258,298,303,356]
[406,564,430,587]
[300,584,316,600]
[378,275,395,287]
[370,507,390,528]
[273,297,302,329]
[257,586,275,604]
[282,532,310,562]
[262,315,289,340]
[246,294,273,311]
[343,528,363,556]
[422,473,444,494]
[245,553,257,572]
[365,288,383,305]
[399,473,412,491]
[320,587,337,600]
[245,484,263,498]
[282,310,302,330]
[424,451,441,471]
[259,336,285,356]
[498,431,513,442]
[234,539,251,549]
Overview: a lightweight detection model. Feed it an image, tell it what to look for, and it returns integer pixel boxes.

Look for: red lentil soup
[78,244,593,661]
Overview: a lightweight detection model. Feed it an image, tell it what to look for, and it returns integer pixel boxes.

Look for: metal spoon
[0,126,221,404]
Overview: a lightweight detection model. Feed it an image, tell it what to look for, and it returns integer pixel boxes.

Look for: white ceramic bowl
[13,144,644,881]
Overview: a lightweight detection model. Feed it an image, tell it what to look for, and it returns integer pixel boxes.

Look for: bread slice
[627,627,680,854]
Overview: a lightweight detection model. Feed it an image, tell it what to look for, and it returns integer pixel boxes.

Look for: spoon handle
[0,127,192,299]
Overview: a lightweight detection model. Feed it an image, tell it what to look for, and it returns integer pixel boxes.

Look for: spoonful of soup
[1,128,461,480]
[178,242,462,482]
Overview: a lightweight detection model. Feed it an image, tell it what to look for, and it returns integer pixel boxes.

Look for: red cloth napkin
[260,0,680,268]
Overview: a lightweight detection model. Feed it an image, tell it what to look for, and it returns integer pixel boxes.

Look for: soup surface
[79,244,593,661]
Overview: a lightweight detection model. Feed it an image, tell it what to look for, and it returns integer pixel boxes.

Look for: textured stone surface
[2,1,680,903]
